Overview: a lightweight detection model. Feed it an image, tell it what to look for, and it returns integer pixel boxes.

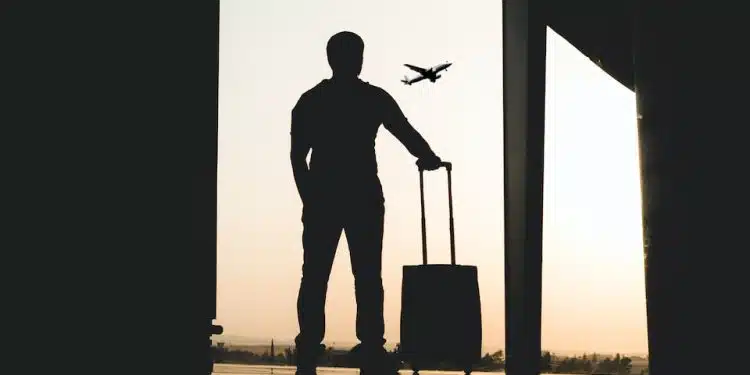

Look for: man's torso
[297,78,388,202]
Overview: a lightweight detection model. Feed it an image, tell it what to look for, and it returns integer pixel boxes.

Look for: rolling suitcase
[399,162,482,375]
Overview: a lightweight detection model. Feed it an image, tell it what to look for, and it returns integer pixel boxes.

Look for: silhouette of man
[290,31,443,375]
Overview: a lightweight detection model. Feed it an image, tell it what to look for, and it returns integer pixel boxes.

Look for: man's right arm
[380,90,436,159]
[290,98,312,204]
[380,89,441,170]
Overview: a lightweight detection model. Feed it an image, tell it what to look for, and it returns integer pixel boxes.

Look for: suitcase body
[400,265,482,371]
[399,162,482,374]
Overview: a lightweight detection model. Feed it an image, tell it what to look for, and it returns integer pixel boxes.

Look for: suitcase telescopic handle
[419,161,456,265]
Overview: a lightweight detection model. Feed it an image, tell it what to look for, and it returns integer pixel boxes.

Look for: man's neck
[330,75,360,83]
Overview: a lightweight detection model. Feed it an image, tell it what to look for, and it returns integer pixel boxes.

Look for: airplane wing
[405,75,427,84]
[433,65,449,73]
[404,64,428,74]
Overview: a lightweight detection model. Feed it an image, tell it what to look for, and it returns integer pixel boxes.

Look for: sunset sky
[216,0,647,355]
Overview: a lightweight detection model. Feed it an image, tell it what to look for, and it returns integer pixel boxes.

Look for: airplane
[400,62,453,85]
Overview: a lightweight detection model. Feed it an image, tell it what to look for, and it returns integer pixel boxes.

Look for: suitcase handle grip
[419,161,456,265]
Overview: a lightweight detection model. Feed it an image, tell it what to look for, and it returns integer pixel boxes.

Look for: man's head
[326,31,364,78]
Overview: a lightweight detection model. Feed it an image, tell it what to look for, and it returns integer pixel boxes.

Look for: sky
[216,0,647,355]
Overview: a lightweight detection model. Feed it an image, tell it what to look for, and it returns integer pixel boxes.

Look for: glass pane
[541,27,648,375]
[216,0,504,373]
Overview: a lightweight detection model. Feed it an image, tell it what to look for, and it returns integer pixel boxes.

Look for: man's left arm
[290,98,312,204]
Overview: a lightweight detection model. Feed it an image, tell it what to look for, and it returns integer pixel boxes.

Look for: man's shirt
[291,78,434,202]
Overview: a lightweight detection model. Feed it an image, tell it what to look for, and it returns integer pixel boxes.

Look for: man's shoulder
[296,79,391,107]
[360,81,389,98]
[358,81,396,110]
[296,80,329,104]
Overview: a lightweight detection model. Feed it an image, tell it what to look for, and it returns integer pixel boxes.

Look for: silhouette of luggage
[399,162,482,375]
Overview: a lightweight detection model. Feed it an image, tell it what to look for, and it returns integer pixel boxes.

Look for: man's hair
[326,31,364,76]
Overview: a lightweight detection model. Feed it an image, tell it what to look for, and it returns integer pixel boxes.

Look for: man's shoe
[295,343,325,375]
[359,349,400,375]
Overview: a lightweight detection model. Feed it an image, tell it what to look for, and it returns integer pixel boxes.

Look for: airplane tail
[401,75,410,85]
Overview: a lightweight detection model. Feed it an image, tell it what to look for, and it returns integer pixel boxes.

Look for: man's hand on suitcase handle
[417,160,451,172]
[417,154,449,171]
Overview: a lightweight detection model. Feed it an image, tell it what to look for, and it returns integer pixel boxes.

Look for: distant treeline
[213,342,647,374]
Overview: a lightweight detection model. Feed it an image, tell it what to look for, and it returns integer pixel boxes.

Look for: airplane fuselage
[425,63,452,81]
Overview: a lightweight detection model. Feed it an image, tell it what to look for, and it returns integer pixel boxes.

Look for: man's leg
[295,207,342,374]
[344,200,393,373]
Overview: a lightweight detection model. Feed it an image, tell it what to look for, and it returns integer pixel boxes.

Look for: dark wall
[634,2,745,374]
[5,3,220,375]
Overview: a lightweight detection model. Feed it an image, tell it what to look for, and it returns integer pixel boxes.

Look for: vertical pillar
[189,2,221,374]
[502,0,547,374]
[634,2,744,374]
